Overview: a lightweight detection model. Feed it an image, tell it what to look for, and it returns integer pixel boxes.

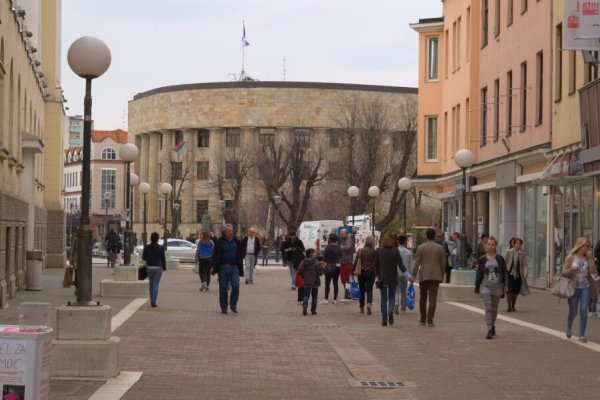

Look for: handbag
[324,263,336,277]
[138,265,148,281]
[551,275,575,299]
[406,282,415,310]
[193,262,199,274]
[354,250,362,276]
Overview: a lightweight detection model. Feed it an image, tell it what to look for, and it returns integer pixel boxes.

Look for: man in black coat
[282,231,305,290]
[210,224,244,314]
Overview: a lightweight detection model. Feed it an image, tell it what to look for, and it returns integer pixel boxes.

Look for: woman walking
[196,231,214,291]
[375,233,406,326]
[563,237,598,342]
[504,237,528,312]
[475,236,507,339]
[321,233,342,304]
[261,236,270,267]
[353,235,377,315]
[142,232,167,307]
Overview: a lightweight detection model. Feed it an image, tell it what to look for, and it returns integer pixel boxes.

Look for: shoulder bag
[353,250,362,276]
[551,275,575,299]
[138,265,148,281]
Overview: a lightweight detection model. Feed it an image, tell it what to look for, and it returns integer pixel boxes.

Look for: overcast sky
[60,0,443,130]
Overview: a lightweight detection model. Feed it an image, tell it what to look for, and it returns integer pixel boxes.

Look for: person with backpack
[298,249,324,315]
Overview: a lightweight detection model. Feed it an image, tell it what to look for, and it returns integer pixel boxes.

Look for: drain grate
[314,323,341,328]
[359,381,405,388]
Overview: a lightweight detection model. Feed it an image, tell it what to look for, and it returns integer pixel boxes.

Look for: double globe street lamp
[119,143,140,266]
[455,148,474,270]
[159,182,173,251]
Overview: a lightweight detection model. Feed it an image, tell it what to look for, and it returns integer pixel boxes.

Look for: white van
[297,220,344,255]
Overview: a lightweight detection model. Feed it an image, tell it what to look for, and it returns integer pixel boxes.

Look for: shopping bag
[406,282,415,310]
[193,262,199,274]
[349,277,360,299]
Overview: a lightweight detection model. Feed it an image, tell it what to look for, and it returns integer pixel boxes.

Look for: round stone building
[128,81,417,239]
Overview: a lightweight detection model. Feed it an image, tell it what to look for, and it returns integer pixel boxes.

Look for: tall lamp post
[273,195,282,239]
[119,143,139,266]
[219,200,226,228]
[367,186,380,236]
[129,173,139,247]
[398,177,412,234]
[455,149,474,270]
[173,202,181,239]
[139,182,150,246]
[347,186,359,230]
[67,36,111,305]
[159,182,172,251]
[103,191,111,240]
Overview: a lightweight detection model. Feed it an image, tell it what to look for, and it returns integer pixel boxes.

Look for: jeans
[275,249,280,263]
[568,286,591,337]
[419,280,440,324]
[147,266,163,305]
[324,267,340,300]
[261,252,269,266]
[358,271,375,307]
[396,273,407,311]
[287,260,296,288]
[380,284,397,324]
[244,254,256,282]
[218,264,240,311]
[303,287,319,312]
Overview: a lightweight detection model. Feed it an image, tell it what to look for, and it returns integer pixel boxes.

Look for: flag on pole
[173,140,187,154]
[242,21,250,47]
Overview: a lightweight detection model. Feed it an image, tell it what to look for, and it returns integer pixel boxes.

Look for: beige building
[128,81,417,238]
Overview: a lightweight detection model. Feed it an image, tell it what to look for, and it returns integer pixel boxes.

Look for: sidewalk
[1,263,597,399]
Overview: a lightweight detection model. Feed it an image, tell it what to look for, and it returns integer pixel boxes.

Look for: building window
[482,0,489,47]
[507,0,514,26]
[197,129,209,147]
[425,116,438,161]
[455,103,461,152]
[196,200,209,223]
[456,17,461,69]
[568,51,576,95]
[506,70,513,136]
[427,36,439,81]
[466,7,471,59]
[225,161,238,179]
[555,24,562,102]
[328,129,343,148]
[520,61,527,131]
[159,132,163,150]
[171,161,182,179]
[196,161,209,180]
[444,30,449,78]
[521,0,527,14]
[101,169,116,208]
[536,51,543,125]
[226,128,241,147]
[294,128,310,148]
[259,128,275,147]
[585,51,599,83]
[494,0,500,37]
[494,78,500,141]
[101,148,116,160]
[466,97,470,140]
[174,130,184,146]
[452,21,457,72]
[481,86,488,146]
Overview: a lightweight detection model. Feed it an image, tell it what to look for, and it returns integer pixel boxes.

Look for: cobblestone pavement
[1,262,599,399]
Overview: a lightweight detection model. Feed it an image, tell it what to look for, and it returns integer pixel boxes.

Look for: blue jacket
[197,241,214,259]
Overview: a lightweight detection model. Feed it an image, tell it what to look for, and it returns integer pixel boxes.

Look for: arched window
[101,148,116,160]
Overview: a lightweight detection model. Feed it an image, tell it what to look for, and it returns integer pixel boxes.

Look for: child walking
[299,249,324,315]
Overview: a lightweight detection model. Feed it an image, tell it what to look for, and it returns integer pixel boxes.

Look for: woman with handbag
[321,233,342,304]
[504,237,529,312]
[475,236,507,339]
[142,232,167,308]
[353,235,377,315]
[563,237,598,342]
[375,233,406,326]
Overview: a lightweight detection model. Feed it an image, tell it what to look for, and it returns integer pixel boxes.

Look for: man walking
[411,228,446,327]
[282,231,305,290]
[210,224,244,314]
[339,228,355,302]
[242,227,261,284]
[395,234,413,314]
[434,228,451,283]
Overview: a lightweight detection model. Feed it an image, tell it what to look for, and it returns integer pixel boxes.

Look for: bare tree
[163,147,194,237]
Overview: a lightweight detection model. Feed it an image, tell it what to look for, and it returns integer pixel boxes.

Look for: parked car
[134,238,197,263]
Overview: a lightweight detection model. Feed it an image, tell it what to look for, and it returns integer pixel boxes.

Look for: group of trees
[161,95,420,236]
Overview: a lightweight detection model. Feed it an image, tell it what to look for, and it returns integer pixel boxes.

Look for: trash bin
[25,250,43,291]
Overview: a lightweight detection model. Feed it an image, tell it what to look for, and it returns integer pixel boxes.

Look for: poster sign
[564,0,600,50]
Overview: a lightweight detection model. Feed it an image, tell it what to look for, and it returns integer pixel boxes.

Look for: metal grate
[359,381,405,388]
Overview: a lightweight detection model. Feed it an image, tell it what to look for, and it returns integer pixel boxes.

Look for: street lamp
[273,195,282,239]
[367,186,380,236]
[129,173,139,246]
[103,191,111,240]
[159,182,172,251]
[139,182,150,246]
[173,202,181,239]
[398,177,412,234]
[219,200,226,229]
[455,148,474,270]
[119,143,140,266]
[67,36,111,305]
[347,186,359,229]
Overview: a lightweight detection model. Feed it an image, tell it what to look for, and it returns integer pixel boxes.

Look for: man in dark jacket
[210,224,244,314]
[434,228,451,283]
[282,231,305,290]
[241,227,261,284]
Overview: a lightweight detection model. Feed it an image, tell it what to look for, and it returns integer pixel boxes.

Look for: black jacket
[375,247,406,286]
[299,257,323,288]
[475,254,507,292]
[282,238,305,264]
[142,242,166,271]
[210,236,244,276]
[323,244,342,264]
[241,236,261,257]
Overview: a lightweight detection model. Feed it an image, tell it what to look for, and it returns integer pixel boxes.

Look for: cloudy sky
[60,0,443,130]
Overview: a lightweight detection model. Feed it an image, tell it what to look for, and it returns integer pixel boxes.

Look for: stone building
[128,81,417,238]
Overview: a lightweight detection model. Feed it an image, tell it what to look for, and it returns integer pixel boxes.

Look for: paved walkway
[1,262,599,399]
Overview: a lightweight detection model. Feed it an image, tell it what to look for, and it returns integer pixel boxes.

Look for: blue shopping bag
[406,282,415,310]
[349,277,360,299]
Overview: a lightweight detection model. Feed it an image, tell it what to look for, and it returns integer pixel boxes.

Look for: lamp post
[67,36,111,305]
[173,202,181,239]
[347,186,359,229]
[139,182,150,246]
[159,182,172,251]
[398,177,412,234]
[455,149,474,270]
[273,195,282,239]
[129,173,139,247]
[103,191,111,240]
[118,143,139,266]
[219,200,226,229]
[367,186,380,236]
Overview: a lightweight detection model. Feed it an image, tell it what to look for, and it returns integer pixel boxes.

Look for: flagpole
[241,20,245,75]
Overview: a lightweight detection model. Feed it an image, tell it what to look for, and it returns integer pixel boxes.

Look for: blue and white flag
[242,21,250,47]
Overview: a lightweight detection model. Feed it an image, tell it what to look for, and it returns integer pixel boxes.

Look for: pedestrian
[562,237,598,342]
[339,228,355,302]
[375,233,406,326]
[396,234,413,315]
[64,231,78,288]
[434,228,451,282]
[475,236,507,339]
[476,233,489,268]
[142,232,167,308]
[410,228,446,327]
[210,224,244,314]
[449,232,461,270]
[321,233,342,304]
[298,248,324,315]
[261,236,270,267]
[186,231,196,244]
[242,227,261,284]
[353,235,376,315]
[282,231,305,290]
[196,231,214,292]
[275,234,283,263]
[295,258,305,305]
[504,237,528,312]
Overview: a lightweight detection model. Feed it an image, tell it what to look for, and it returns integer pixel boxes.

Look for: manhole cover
[359,381,405,388]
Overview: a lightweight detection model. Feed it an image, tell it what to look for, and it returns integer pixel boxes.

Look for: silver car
[135,239,197,263]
